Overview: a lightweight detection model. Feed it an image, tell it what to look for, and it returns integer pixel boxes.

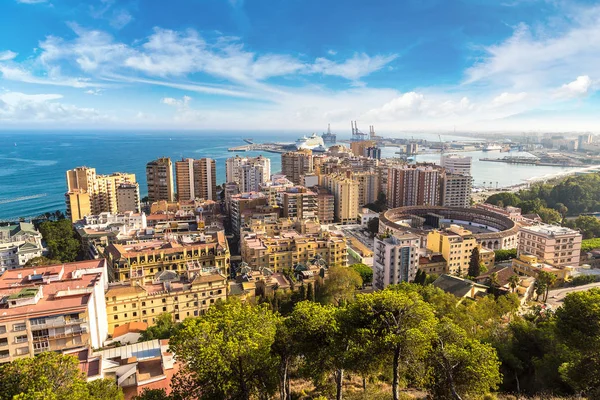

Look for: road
[546,282,600,307]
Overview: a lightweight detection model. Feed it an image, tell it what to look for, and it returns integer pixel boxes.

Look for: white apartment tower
[373,233,421,290]
[226,155,271,192]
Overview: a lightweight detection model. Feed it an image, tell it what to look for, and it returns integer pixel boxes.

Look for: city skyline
[1,0,600,132]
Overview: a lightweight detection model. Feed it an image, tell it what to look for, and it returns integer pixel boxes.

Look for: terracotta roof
[113,321,148,338]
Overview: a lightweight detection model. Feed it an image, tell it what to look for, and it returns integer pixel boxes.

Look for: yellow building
[511,253,573,282]
[350,140,376,157]
[105,272,227,335]
[104,232,230,283]
[321,172,359,224]
[427,225,478,275]
[241,230,347,271]
[66,190,92,222]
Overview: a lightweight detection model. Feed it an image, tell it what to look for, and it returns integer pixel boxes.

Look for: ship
[295,133,327,152]
[483,143,502,151]
[321,124,336,145]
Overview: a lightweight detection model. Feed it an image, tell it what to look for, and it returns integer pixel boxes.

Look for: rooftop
[433,274,489,298]
[520,223,580,236]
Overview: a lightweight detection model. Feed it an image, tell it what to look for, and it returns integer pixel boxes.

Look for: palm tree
[508,274,520,293]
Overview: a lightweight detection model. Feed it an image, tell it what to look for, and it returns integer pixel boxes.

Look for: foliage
[24,256,62,267]
[569,274,600,286]
[350,263,373,286]
[486,192,521,208]
[565,215,600,239]
[468,247,480,278]
[0,352,123,400]
[320,266,362,306]
[38,219,80,262]
[494,248,517,262]
[367,217,380,236]
[133,389,172,400]
[169,299,280,400]
[581,237,600,252]
[139,313,180,341]
[364,192,387,213]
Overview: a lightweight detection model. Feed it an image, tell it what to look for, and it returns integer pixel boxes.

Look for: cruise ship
[295,133,327,152]
[483,143,502,151]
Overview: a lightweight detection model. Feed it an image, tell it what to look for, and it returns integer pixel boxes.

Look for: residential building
[441,173,471,208]
[260,175,294,206]
[240,230,347,271]
[315,187,335,224]
[226,155,270,192]
[373,232,421,289]
[432,274,489,299]
[427,225,478,275]
[440,154,472,176]
[175,158,217,201]
[0,223,45,271]
[518,224,582,268]
[277,187,318,220]
[350,140,376,157]
[358,208,379,226]
[511,254,573,282]
[479,247,496,271]
[116,183,141,213]
[419,253,447,275]
[229,192,279,236]
[104,231,230,284]
[321,172,359,224]
[366,146,381,160]
[281,150,313,185]
[0,260,109,363]
[387,165,440,208]
[146,158,175,203]
[105,271,227,335]
[354,171,380,208]
[65,166,137,221]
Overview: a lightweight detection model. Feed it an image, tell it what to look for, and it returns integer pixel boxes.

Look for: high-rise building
[146,157,175,203]
[175,158,217,201]
[441,173,471,208]
[315,187,335,224]
[373,233,421,289]
[427,225,478,275]
[0,260,109,363]
[277,187,318,220]
[440,154,472,176]
[321,172,359,224]
[518,224,582,268]
[116,183,141,213]
[387,165,440,208]
[281,150,313,185]
[226,155,270,192]
[65,167,137,221]
[354,172,380,208]
[350,140,376,157]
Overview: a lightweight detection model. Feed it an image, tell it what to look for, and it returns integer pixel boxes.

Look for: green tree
[467,247,480,278]
[347,290,436,400]
[508,274,520,293]
[169,300,280,400]
[133,389,171,400]
[86,379,124,400]
[494,248,517,262]
[39,219,80,262]
[24,256,63,267]
[485,192,521,207]
[568,215,600,239]
[537,207,562,224]
[320,266,362,306]
[350,263,373,286]
[367,217,380,237]
[536,271,557,302]
[554,202,568,221]
[427,319,502,400]
[306,282,315,302]
[140,313,179,341]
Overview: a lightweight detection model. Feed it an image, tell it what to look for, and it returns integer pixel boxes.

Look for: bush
[581,238,600,252]
[570,275,600,286]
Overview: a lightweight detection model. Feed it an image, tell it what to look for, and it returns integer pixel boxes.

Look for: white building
[441,173,472,208]
[440,154,472,176]
[82,212,147,232]
[518,224,582,268]
[0,223,45,271]
[226,155,271,192]
[373,233,421,290]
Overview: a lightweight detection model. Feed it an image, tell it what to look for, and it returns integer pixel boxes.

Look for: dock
[228,143,290,154]
[479,156,582,167]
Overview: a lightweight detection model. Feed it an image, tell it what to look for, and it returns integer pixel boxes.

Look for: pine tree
[468,247,481,278]
[307,283,315,302]
[299,284,307,301]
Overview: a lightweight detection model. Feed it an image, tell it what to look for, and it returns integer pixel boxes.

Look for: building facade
[373,233,421,289]
[0,223,45,271]
[146,157,175,203]
[321,173,359,224]
[281,150,313,185]
[518,224,582,268]
[225,155,271,192]
[175,158,217,201]
[427,225,478,275]
[387,165,440,208]
[441,173,471,208]
[116,183,141,213]
[440,154,472,176]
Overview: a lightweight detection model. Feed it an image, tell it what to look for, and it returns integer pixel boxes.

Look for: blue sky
[0,0,599,132]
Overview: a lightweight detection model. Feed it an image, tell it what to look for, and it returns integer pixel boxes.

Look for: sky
[1,0,600,133]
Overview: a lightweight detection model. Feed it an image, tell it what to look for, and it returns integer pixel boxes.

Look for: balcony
[30,318,86,329]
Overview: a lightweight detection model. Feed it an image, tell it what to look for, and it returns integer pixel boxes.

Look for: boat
[295,133,326,151]
[243,138,254,144]
[483,143,502,151]
[321,124,336,145]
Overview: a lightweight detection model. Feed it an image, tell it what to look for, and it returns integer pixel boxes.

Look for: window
[113,307,117,311]
[124,313,128,318]
[0,325,6,335]
[133,312,137,317]
[162,307,167,312]
[142,302,146,307]
[114,315,118,320]
[13,323,26,332]
[162,298,166,303]
[14,335,27,344]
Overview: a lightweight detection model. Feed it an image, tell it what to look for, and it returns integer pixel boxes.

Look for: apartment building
[315,187,335,224]
[321,172,359,224]
[440,154,472,176]
[354,171,380,208]
[387,165,440,208]
[146,157,175,203]
[512,254,572,282]
[277,187,318,220]
[105,271,227,335]
[441,173,472,208]
[260,175,295,206]
[241,230,347,271]
[65,166,137,221]
[427,225,478,275]
[0,223,45,271]
[104,232,231,284]
[226,155,271,192]
[518,224,582,268]
[373,232,421,289]
[229,192,280,236]
[350,140,376,157]
[116,183,141,213]
[0,260,109,363]
[175,158,217,201]
[281,150,313,185]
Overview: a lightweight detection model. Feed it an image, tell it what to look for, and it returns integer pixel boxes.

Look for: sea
[0,130,580,222]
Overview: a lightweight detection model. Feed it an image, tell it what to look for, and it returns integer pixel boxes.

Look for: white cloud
[0,65,104,88]
[0,91,102,122]
[311,53,398,81]
[110,9,133,29]
[85,89,103,95]
[16,0,47,3]
[554,75,594,99]
[161,95,203,122]
[491,92,528,106]
[0,50,17,61]
[327,50,337,56]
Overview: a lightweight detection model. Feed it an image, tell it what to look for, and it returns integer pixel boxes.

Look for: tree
[347,290,436,400]
[494,248,517,262]
[86,379,124,400]
[537,207,562,224]
[24,256,62,267]
[554,203,568,221]
[320,266,362,306]
[306,282,315,302]
[38,219,80,262]
[367,217,379,237]
[536,271,557,302]
[140,313,179,341]
[485,192,520,207]
[568,215,600,239]
[427,319,502,400]
[350,263,373,286]
[133,389,171,400]
[169,300,280,400]
[467,247,480,278]
[508,274,520,293]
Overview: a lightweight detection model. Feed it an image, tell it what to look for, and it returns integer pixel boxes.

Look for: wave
[0,194,48,205]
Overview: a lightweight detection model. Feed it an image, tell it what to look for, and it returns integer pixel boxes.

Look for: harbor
[479,156,583,167]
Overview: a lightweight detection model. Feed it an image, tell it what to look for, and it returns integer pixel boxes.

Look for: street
[546,282,600,307]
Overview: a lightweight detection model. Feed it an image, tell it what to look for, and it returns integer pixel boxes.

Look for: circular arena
[379,206,519,250]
